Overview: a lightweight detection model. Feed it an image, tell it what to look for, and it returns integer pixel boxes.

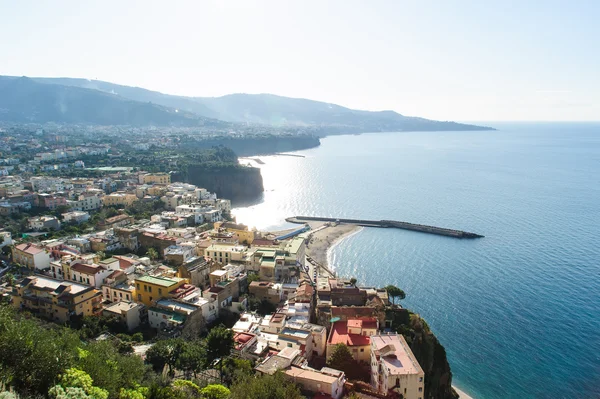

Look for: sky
[1,0,599,121]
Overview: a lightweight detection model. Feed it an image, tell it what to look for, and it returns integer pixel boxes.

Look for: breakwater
[286,216,484,239]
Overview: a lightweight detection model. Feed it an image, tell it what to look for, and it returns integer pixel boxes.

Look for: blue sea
[232,123,600,399]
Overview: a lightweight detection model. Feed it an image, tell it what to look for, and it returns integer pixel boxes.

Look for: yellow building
[204,243,248,265]
[327,319,379,363]
[214,221,255,244]
[134,275,188,306]
[12,275,103,323]
[142,173,171,185]
[102,193,138,207]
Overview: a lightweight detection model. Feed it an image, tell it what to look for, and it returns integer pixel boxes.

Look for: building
[164,245,195,266]
[370,334,425,399]
[134,275,188,306]
[28,215,61,231]
[249,281,283,305]
[67,191,103,211]
[0,231,14,248]
[35,193,67,210]
[327,318,379,363]
[13,243,51,270]
[11,276,103,323]
[177,256,216,288]
[214,221,256,244]
[141,173,171,185]
[102,271,136,303]
[69,263,113,287]
[97,214,134,230]
[62,211,90,224]
[205,243,247,265]
[284,366,346,399]
[102,192,138,207]
[103,301,145,332]
[149,298,205,338]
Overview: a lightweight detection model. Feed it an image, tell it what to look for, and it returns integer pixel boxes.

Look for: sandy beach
[304,221,361,269]
[453,386,474,399]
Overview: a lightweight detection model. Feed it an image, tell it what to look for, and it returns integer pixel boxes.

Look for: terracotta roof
[328,321,370,347]
[71,262,105,275]
[16,243,45,255]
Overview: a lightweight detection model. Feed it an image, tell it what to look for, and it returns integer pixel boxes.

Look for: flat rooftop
[20,276,88,295]
[155,299,200,315]
[136,275,183,287]
[372,334,423,375]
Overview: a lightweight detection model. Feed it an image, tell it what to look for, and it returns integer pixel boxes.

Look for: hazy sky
[1,0,599,121]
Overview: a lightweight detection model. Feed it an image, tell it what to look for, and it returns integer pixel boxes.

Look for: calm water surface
[232,123,600,399]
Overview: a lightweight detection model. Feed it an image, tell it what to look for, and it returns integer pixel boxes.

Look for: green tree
[146,247,159,261]
[349,277,357,286]
[0,306,80,395]
[50,368,109,399]
[205,326,234,365]
[206,326,234,382]
[145,339,186,375]
[385,285,406,305]
[77,340,147,398]
[96,251,106,261]
[229,372,302,399]
[200,384,230,399]
[327,343,355,376]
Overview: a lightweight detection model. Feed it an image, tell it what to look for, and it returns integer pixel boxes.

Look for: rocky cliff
[387,308,459,399]
[178,164,264,204]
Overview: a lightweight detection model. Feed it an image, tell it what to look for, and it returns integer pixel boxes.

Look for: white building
[70,263,113,288]
[0,231,13,248]
[62,211,90,224]
[370,334,425,399]
[103,301,145,332]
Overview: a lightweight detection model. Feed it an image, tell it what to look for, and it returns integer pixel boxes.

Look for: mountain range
[0,75,493,132]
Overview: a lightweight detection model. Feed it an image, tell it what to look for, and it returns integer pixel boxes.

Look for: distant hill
[2,75,493,132]
[0,76,224,127]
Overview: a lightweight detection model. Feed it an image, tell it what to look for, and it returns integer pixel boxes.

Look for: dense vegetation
[0,306,304,399]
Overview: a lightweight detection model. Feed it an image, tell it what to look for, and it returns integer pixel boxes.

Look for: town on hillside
[0,134,426,399]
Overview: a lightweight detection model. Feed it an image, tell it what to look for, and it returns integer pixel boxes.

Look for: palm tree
[146,247,159,261]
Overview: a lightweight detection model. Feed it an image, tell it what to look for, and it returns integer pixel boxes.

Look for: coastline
[453,386,474,399]
[304,221,362,270]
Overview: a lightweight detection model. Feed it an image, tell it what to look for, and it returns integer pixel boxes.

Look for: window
[148,286,152,293]
[158,288,162,295]
[137,294,142,301]
[419,377,423,382]
[119,292,122,298]
[419,387,423,392]
[287,343,293,348]
[126,294,129,300]
[360,348,364,352]
[396,378,400,387]
[149,297,153,302]
[143,285,147,292]
[136,284,140,290]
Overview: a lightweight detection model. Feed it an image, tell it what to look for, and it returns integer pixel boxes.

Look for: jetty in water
[286,216,484,239]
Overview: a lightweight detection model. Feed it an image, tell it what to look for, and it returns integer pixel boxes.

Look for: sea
[232,123,600,399]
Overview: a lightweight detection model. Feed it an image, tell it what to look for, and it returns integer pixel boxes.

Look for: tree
[50,368,109,399]
[146,247,159,261]
[206,326,234,381]
[385,285,406,305]
[145,339,186,375]
[350,277,357,286]
[205,326,234,365]
[200,384,230,399]
[327,343,355,374]
[229,371,302,399]
[96,251,106,261]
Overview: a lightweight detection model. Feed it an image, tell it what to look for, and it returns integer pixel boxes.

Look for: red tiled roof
[16,243,44,255]
[71,262,105,275]
[328,321,370,347]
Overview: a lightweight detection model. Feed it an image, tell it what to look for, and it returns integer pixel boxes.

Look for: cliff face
[180,164,264,204]
[388,308,459,399]
[186,135,321,156]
